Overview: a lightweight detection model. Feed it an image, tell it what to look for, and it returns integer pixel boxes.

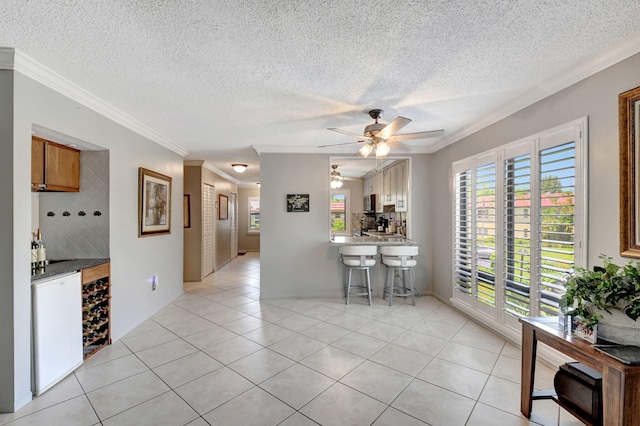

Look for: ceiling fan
[319,109,444,157]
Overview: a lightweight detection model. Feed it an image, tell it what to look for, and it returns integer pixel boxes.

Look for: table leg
[520,324,536,418]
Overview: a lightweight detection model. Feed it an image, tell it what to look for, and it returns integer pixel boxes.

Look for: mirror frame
[619,85,640,258]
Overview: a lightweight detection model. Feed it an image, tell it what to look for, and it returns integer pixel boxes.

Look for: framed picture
[183,194,191,228]
[287,194,310,212]
[138,167,172,236]
[219,194,229,220]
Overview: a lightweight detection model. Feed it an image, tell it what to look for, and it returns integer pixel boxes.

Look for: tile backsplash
[39,150,110,259]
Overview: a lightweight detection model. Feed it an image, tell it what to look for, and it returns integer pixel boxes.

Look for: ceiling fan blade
[392,129,445,140]
[327,128,372,139]
[376,116,412,140]
[318,140,367,148]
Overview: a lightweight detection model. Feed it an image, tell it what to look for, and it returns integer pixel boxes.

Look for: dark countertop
[31,258,110,283]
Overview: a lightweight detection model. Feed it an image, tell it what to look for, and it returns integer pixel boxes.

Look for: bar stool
[380,246,418,306]
[339,245,377,305]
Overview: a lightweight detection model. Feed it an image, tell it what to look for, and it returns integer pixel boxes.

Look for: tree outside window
[248,197,260,233]
[331,190,350,235]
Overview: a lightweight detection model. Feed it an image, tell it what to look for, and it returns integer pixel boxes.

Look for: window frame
[248,196,260,234]
[451,117,588,333]
[330,189,351,236]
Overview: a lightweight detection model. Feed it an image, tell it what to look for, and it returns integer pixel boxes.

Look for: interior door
[203,184,215,277]
[230,192,238,259]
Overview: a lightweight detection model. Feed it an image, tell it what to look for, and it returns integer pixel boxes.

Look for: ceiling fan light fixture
[375,141,390,157]
[231,163,248,173]
[358,143,373,158]
[330,164,344,188]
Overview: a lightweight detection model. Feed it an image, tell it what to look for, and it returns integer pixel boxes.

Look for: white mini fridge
[32,271,83,395]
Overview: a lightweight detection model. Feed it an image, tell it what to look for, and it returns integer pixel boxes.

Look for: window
[248,197,260,233]
[331,190,350,235]
[453,118,586,331]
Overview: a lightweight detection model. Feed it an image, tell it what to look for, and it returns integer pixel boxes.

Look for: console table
[520,316,640,426]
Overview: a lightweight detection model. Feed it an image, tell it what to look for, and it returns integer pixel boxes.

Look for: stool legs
[344,265,372,306]
[383,267,415,306]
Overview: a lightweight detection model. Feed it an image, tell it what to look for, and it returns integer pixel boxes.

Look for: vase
[596,307,640,345]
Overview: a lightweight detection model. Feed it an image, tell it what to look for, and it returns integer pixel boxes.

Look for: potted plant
[561,255,640,344]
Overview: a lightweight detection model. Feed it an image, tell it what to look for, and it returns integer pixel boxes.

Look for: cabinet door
[396,161,408,212]
[374,172,384,212]
[45,142,80,192]
[383,168,394,205]
[31,137,46,191]
[363,177,371,196]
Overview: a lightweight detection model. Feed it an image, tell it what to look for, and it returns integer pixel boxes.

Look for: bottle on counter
[36,228,46,268]
[31,233,38,271]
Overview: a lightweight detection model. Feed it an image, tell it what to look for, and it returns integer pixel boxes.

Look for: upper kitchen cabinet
[382,166,396,206]
[395,160,409,212]
[32,136,80,192]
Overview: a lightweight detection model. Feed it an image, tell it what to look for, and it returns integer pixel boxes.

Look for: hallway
[1,252,579,425]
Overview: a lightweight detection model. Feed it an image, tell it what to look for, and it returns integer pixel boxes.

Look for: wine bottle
[36,229,46,268]
[31,233,38,271]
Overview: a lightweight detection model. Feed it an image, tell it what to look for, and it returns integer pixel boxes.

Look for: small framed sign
[287,194,309,212]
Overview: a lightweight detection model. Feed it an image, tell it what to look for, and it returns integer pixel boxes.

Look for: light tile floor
[1,252,584,426]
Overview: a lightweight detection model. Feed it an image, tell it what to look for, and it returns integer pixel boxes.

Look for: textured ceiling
[2,1,640,184]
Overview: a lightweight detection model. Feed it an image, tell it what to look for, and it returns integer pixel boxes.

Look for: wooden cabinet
[81,263,111,359]
[383,168,395,206]
[374,172,384,213]
[395,160,409,212]
[32,136,80,192]
[363,176,374,197]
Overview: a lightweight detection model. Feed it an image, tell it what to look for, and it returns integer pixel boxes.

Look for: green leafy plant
[560,254,640,330]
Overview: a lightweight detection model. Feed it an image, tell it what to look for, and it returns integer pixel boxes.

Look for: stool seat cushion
[339,246,378,256]
[382,257,416,267]
[342,258,376,267]
[380,246,418,256]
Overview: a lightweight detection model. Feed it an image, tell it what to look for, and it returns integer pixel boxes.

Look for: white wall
[1,66,184,412]
[428,52,640,303]
[259,153,431,299]
[0,66,21,412]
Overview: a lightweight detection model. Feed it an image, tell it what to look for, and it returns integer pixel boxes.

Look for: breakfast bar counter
[330,235,415,246]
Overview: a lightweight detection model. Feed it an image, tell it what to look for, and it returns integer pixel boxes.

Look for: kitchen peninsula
[330,235,415,246]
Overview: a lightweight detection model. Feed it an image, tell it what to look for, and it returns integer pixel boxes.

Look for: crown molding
[427,29,640,153]
[4,47,189,157]
[185,160,239,184]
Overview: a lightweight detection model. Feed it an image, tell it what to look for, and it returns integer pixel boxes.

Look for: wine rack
[81,262,111,359]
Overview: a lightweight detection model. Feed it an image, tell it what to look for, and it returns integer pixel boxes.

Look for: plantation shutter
[503,153,532,318]
[454,169,473,296]
[474,162,496,307]
[537,141,576,316]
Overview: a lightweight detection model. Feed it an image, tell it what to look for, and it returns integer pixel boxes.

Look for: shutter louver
[538,142,576,316]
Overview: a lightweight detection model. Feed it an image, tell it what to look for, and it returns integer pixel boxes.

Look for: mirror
[329,156,411,237]
[619,85,640,258]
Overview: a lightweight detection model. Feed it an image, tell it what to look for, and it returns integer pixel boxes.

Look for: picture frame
[183,194,191,228]
[138,167,172,236]
[619,85,640,258]
[287,194,310,212]
[219,194,229,220]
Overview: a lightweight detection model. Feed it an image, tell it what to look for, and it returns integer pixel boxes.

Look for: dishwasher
[32,271,83,395]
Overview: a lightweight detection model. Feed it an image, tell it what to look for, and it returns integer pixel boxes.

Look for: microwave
[364,194,377,212]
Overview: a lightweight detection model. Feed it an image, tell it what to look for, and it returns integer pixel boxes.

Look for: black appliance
[362,215,376,231]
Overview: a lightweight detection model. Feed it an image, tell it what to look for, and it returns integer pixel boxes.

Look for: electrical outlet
[152,275,158,291]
